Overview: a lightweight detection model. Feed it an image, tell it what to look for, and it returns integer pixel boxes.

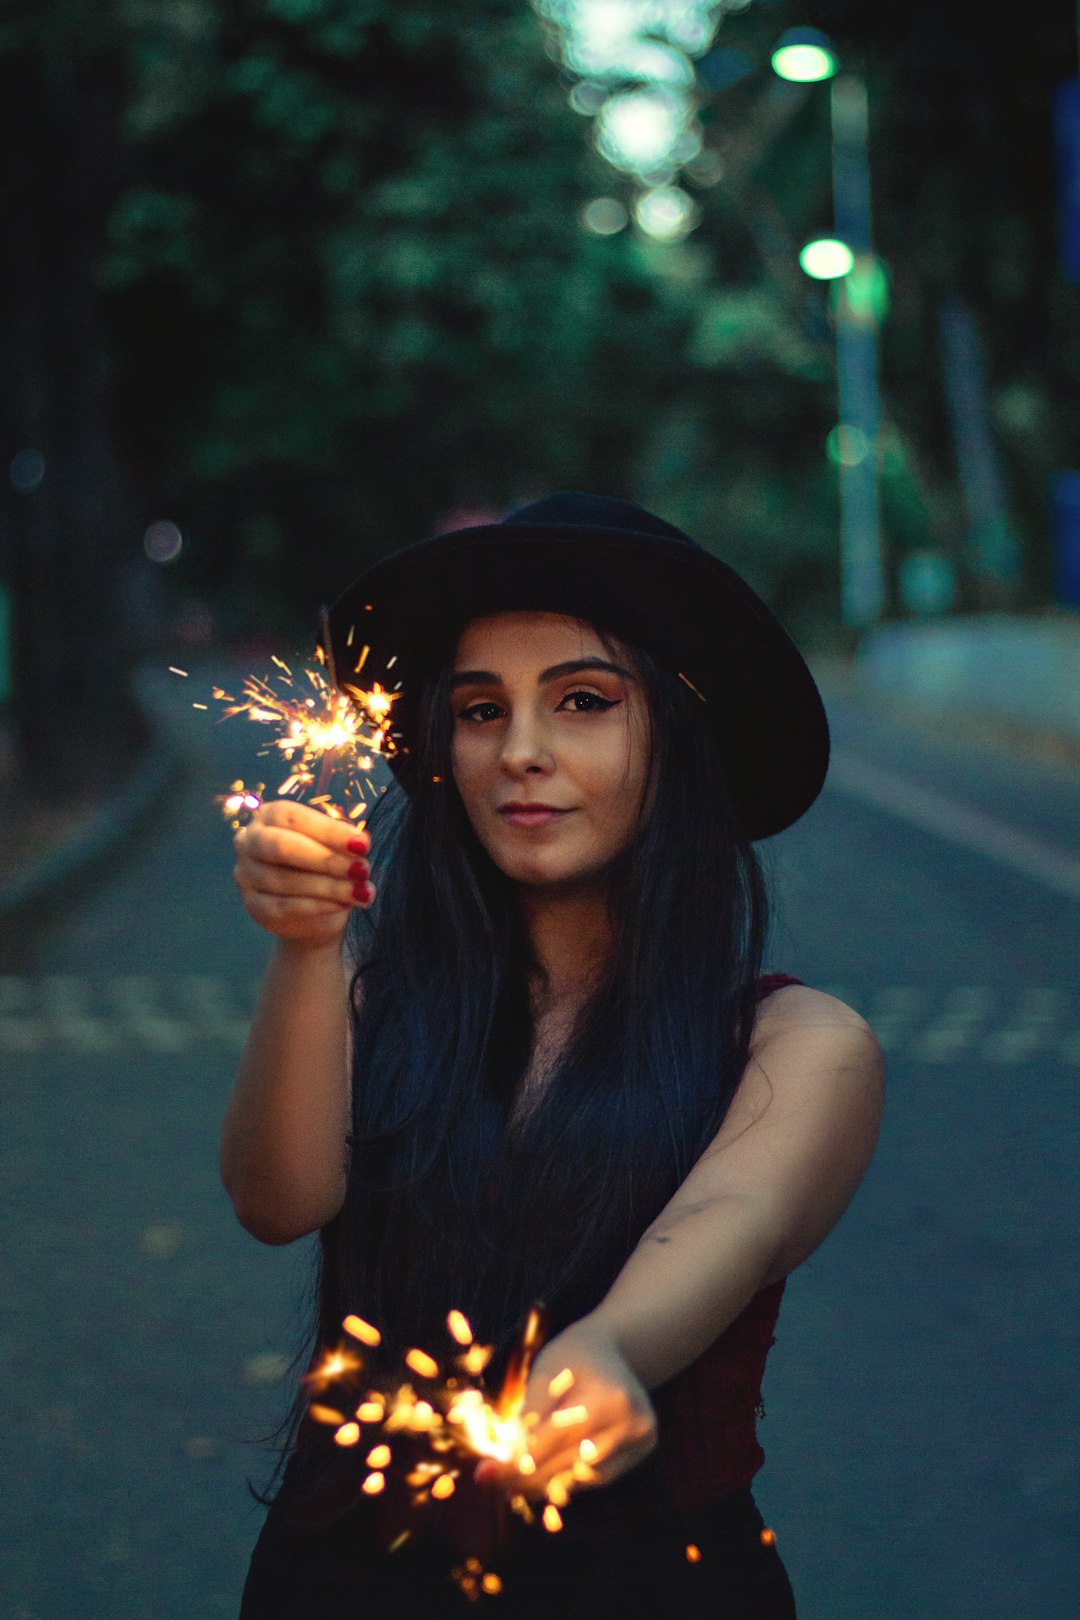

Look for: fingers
[236,801,370,875]
[233,800,376,944]
[238,856,358,905]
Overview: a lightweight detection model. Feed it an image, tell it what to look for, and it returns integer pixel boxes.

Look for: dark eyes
[456,690,619,723]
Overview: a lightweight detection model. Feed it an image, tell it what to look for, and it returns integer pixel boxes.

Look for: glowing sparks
[447,1310,473,1346]
[308,1403,347,1426]
[760,1527,777,1546]
[301,1299,617,1596]
[461,1342,493,1377]
[306,1348,364,1388]
[405,1348,440,1380]
[186,649,400,828]
[550,1403,588,1428]
[450,1558,503,1600]
[344,1315,382,1347]
[686,1542,702,1562]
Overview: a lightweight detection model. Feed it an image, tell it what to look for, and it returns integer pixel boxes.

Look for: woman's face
[450,612,651,892]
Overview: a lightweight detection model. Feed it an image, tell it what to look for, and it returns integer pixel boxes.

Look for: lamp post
[773,33,886,630]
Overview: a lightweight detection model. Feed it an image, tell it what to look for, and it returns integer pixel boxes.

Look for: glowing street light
[799,238,854,279]
[771,38,838,84]
[774,32,885,630]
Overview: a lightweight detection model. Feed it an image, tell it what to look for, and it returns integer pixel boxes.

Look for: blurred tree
[0,0,689,794]
[97,0,689,630]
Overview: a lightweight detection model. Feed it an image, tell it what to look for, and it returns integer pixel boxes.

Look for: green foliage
[55,0,688,624]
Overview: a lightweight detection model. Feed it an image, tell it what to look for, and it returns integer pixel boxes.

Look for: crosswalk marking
[1,977,1078,1061]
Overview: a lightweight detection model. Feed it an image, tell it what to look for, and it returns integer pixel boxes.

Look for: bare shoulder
[750,983,875,1055]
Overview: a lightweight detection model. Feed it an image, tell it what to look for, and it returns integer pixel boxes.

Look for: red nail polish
[347,860,369,879]
[352,882,374,904]
[347,836,369,855]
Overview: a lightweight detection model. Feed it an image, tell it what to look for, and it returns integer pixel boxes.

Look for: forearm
[219,937,351,1244]
[584,1194,782,1392]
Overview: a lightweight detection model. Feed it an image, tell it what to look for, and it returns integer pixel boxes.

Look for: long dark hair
[252,618,772,1515]
[320,612,767,1360]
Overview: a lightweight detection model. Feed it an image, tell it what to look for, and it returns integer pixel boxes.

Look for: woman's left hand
[473,1314,657,1501]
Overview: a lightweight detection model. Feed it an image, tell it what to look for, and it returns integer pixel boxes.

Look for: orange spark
[405,1348,440,1380]
[343,1315,382,1347]
[308,1404,346,1426]
[447,1310,473,1345]
[460,1343,493,1377]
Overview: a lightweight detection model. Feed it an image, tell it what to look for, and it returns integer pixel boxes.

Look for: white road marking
[828,751,1080,902]
[0,978,1076,1063]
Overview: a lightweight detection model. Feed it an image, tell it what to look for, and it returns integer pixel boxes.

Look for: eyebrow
[448,657,634,692]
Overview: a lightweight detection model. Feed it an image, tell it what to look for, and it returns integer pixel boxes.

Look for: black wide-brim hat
[321,492,829,841]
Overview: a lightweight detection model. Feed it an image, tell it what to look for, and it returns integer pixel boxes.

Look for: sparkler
[172,632,400,828]
[303,1301,602,1598]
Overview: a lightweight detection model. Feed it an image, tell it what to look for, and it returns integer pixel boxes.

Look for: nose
[498,706,555,778]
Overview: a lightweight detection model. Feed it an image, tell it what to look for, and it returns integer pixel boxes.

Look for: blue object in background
[1051,471,1080,606]
[1053,79,1080,282]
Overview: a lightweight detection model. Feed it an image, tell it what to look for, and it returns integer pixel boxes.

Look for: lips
[498,804,571,828]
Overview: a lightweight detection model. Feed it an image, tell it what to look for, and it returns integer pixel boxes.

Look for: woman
[222,494,884,1618]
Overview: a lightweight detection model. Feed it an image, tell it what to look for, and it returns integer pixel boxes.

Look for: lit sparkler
[303,1302,601,1597]
[175,636,400,827]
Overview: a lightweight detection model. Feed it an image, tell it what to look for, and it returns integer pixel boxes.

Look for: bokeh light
[143,520,184,564]
[800,238,855,279]
[538,2,716,184]
[568,81,608,115]
[581,196,629,234]
[771,43,838,83]
[9,448,45,492]
[596,89,684,174]
[634,185,699,241]
[826,425,871,467]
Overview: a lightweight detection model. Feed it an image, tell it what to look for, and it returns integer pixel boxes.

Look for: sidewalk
[809,611,1080,772]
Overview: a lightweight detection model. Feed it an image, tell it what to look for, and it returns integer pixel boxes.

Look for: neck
[516,881,613,1011]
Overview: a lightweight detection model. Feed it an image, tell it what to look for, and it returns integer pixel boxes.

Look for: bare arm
[584,991,885,1391]
[219,801,373,1246]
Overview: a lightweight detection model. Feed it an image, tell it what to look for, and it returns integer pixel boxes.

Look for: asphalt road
[1,657,1077,1620]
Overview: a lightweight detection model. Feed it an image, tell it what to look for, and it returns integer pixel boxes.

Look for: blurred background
[1,2,1078,1617]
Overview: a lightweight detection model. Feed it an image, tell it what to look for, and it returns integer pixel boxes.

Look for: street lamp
[774,33,886,631]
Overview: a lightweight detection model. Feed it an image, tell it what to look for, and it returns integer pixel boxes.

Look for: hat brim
[324,522,830,841]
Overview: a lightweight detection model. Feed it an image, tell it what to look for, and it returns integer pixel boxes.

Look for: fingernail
[352,882,374,904]
[347,860,369,879]
[347,836,369,855]
[474,1461,496,1484]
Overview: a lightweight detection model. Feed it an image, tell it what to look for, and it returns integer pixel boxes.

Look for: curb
[0,728,185,921]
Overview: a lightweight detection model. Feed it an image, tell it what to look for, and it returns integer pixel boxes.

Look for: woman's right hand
[233,800,375,950]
